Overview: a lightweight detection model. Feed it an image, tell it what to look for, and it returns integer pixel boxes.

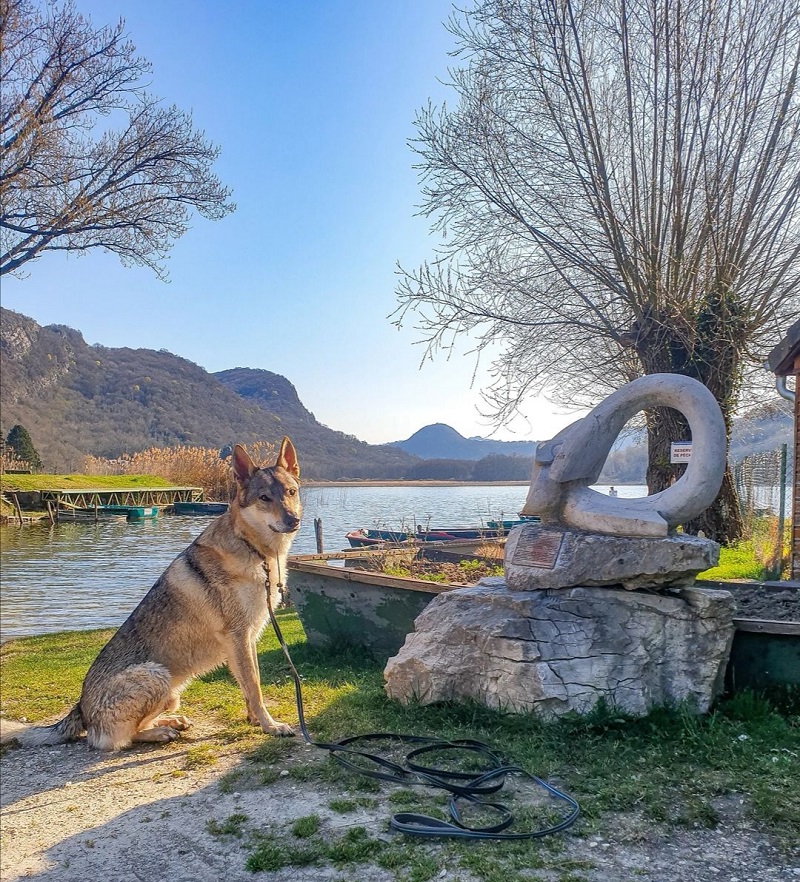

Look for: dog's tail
[0,704,84,748]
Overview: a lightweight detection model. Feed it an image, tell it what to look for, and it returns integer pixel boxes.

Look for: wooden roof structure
[767,321,800,580]
[767,318,800,376]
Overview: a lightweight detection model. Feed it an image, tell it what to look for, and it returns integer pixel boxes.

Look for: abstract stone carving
[520,373,727,537]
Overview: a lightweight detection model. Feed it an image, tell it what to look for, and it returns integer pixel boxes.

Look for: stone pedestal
[384,583,735,719]
[504,523,719,591]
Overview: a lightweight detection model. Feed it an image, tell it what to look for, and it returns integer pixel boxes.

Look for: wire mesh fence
[733,444,793,578]
[733,445,792,522]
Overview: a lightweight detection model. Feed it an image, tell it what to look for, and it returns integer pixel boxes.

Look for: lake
[1,483,642,640]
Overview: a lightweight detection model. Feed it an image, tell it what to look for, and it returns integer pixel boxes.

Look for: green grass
[292,814,322,838]
[0,473,183,492]
[698,515,790,582]
[698,540,768,581]
[206,812,249,838]
[2,614,798,880]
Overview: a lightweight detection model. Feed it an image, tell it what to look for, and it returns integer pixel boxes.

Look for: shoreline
[302,479,530,487]
[0,480,644,523]
[301,480,642,488]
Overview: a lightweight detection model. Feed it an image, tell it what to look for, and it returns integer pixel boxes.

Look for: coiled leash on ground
[265,564,580,841]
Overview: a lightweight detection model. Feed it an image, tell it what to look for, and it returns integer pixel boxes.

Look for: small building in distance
[767,319,800,581]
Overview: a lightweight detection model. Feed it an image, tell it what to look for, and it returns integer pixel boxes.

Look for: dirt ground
[1,722,798,882]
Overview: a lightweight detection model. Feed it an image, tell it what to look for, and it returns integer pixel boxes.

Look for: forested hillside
[1,308,791,481]
[0,308,415,478]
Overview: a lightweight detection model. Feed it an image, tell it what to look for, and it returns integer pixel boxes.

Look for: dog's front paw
[154,715,192,731]
[264,721,295,738]
[132,725,182,744]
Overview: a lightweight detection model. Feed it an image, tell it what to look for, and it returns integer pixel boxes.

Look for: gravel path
[2,726,798,882]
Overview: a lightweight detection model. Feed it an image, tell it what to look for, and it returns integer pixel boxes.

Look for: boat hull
[101,505,159,520]
[345,518,538,548]
[287,553,449,660]
[172,501,229,515]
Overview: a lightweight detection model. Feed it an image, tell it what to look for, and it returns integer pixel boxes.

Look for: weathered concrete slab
[384,583,735,719]
[504,523,719,591]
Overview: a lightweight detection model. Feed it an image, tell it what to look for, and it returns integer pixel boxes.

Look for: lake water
[0,483,643,640]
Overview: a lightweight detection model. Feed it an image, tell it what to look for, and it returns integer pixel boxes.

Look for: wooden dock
[38,486,203,509]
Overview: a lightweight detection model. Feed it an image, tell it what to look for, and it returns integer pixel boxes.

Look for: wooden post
[314,517,324,554]
[46,500,55,526]
[11,492,23,526]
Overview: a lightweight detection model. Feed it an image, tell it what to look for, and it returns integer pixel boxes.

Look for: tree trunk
[644,404,744,544]
[683,470,744,544]
[634,302,746,545]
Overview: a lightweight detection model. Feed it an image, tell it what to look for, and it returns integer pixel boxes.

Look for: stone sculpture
[520,373,727,537]
[385,374,736,719]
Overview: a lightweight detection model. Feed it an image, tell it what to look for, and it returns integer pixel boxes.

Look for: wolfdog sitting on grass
[1,438,302,751]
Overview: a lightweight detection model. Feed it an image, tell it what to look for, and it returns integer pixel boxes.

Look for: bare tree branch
[0,0,234,278]
[395,0,800,542]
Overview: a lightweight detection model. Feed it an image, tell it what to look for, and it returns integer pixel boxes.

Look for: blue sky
[2,0,583,445]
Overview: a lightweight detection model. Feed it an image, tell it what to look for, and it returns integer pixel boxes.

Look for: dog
[2,438,302,751]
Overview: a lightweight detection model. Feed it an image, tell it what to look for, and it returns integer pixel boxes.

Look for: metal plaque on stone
[511,526,565,569]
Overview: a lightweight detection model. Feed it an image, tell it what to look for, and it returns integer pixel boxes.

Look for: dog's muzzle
[270,518,301,533]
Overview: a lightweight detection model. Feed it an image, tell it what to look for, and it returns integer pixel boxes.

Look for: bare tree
[0,0,234,279]
[396,0,800,541]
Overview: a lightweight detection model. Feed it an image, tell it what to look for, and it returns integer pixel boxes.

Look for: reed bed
[83,441,276,501]
[0,451,33,473]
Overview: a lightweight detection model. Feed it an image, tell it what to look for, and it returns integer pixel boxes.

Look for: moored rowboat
[345,517,539,548]
[172,501,229,515]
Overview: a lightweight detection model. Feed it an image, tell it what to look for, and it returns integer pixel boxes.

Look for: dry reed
[0,451,32,473]
[83,442,277,501]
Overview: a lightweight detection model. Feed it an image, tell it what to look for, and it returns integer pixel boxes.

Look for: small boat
[101,505,159,521]
[345,528,411,547]
[172,501,230,516]
[58,505,158,522]
[345,517,538,548]
[288,541,506,660]
[58,506,128,522]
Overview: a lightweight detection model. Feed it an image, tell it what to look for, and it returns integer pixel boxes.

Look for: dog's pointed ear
[232,444,257,486]
[277,437,300,478]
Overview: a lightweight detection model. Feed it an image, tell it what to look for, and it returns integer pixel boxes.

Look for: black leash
[264,564,580,840]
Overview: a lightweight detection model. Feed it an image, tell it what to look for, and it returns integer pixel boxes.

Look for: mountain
[730,402,794,459]
[392,404,793,484]
[392,423,538,460]
[1,307,791,481]
[212,367,414,479]
[0,308,416,479]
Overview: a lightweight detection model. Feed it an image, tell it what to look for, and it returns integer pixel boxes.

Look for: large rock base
[504,524,720,591]
[384,584,735,719]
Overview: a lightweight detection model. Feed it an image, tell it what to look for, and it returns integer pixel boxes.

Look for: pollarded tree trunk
[636,308,745,545]
[645,405,744,544]
[684,470,745,545]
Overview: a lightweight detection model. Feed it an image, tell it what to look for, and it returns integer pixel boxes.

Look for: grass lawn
[2,613,798,880]
[0,473,183,492]
[698,541,771,581]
